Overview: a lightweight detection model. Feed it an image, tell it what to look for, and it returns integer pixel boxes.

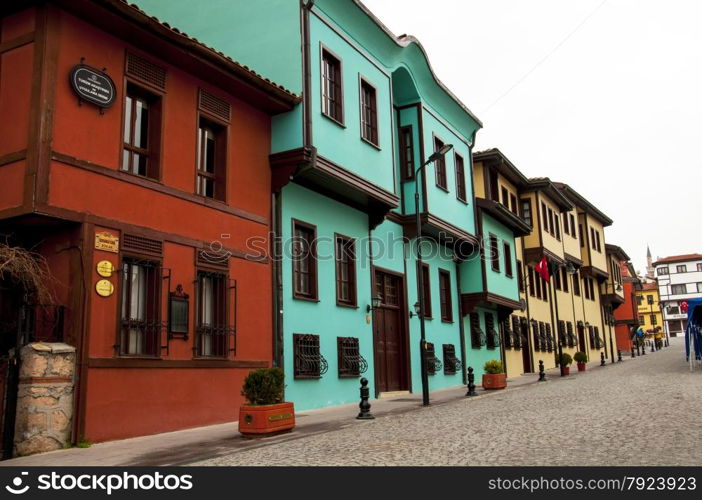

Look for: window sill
[441,319,454,324]
[322,112,345,128]
[435,184,449,193]
[120,168,162,185]
[293,294,320,303]
[361,136,381,151]
[456,197,468,205]
[294,375,322,380]
[338,374,361,379]
[336,301,359,309]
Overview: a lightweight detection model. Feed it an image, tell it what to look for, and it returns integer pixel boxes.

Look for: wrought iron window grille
[425,342,442,375]
[443,344,461,374]
[469,313,485,348]
[116,259,170,357]
[294,334,328,378]
[485,313,499,349]
[337,337,367,377]
[193,272,237,357]
[502,320,513,349]
[511,316,521,349]
[532,321,541,351]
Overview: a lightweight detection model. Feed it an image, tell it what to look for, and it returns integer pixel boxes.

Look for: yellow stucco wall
[473,161,486,199]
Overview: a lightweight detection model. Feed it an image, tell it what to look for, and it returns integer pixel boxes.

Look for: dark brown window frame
[194,269,230,358]
[517,260,524,292]
[433,135,448,191]
[196,114,228,202]
[418,262,432,319]
[509,193,518,215]
[118,256,163,358]
[359,76,379,148]
[438,269,453,323]
[293,333,326,379]
[399,125,415,181]
[292,219,318,301]
[503,242,513,278]
[121,81,163,180]
[489,233,500,272]
[455,152,467,202]
[541,202,548,234]
[334,233,357,308]
[320,44,344,126]
[521,198,532,227]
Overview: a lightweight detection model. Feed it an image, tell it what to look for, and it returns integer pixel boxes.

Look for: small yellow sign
[96,260,115,277]
[95,279,114,297]
[94,232,119,253]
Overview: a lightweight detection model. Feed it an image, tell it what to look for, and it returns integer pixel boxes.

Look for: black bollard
[617,350,622,362]
[631,347,635,358]
[538,360,546,382]
[356,378,375,420]
[466,366,477,397]
[600,352,605,366]
[641,342,646,355]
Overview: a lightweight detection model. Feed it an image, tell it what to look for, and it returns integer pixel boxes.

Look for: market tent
[685,298,702,367]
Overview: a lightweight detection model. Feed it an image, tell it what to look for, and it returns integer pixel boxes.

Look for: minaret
[646,245,654,279]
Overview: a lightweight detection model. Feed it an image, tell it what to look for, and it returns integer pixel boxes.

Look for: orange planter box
[238,402,295,437]
[482,373,507,390]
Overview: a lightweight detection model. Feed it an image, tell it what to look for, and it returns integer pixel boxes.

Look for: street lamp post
[414,143,453,407]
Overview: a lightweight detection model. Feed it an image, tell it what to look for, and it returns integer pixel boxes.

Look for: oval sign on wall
[69,64,116,108]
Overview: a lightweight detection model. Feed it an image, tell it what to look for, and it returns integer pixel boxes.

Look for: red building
[0,0,298,447]
[614,259,641,352]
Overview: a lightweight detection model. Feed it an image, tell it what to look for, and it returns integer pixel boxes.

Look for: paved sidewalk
[0,356,617,466]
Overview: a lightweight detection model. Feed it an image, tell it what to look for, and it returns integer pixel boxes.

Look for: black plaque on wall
[69,64,116,108]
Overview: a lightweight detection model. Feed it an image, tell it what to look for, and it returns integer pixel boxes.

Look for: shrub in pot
[482,359,506,390]
[238,367,295,437]
[573,351,588,372]
[559,352,573,375]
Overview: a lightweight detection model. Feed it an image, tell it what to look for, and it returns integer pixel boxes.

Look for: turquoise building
[136,0,485,409]
[468,149,532,376]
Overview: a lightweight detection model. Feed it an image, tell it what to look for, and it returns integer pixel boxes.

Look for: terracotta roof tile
[654,253,702,264]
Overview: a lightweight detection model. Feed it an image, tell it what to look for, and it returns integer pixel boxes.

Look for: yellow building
[636,282,663,344]
[555,183,613,365]
[519,178,574,372]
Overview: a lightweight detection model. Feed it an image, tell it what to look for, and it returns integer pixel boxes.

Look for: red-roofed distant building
[653,253,702,337]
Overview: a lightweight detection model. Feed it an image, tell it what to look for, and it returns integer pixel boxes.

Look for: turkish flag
[535,256,550,282]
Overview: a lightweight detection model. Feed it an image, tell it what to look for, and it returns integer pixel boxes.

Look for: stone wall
[14,343,76,457]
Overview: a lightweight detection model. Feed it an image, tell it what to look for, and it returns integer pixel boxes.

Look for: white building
[654,253,702,337]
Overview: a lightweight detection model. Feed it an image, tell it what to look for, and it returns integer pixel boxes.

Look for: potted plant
[482,360,506,390]
[238,367,295,437]
[559,352,573,375]
[574,351,588,372]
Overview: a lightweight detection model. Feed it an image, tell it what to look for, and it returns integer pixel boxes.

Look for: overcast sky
[363,0,701,275]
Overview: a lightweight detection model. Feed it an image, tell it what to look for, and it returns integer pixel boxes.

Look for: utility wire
[481,0,608,115]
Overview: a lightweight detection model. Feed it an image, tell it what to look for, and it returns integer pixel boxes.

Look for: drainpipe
[456,262,467,385]
[302,0,314,147]
[272,192,283,369]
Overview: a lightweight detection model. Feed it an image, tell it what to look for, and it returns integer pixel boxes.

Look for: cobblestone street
[194,338,702,466]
